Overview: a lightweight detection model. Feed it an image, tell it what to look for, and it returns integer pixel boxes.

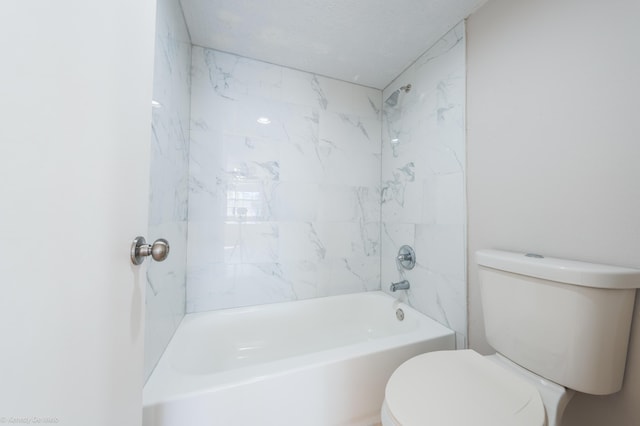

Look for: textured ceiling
[180,0,487,90]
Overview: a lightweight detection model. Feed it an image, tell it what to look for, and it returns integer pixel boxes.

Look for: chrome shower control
[396,245,416,270]
[130,236,170,265]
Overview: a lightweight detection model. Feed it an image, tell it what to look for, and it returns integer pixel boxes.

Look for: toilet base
[380,400,396,426]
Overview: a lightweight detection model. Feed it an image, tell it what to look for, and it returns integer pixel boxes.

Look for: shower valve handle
[396,245,416,270]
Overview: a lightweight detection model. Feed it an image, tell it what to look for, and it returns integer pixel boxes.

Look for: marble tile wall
[187,47,382,312]
[144,0,191,381]
[381,22,467,346]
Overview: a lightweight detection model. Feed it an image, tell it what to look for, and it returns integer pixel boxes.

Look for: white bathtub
[143,291,455,426]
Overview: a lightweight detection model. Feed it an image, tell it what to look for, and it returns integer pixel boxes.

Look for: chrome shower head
[384,84,412,107]
[385,90,400,107]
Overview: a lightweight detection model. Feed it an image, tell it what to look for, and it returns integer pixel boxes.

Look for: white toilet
[382,249,640,426]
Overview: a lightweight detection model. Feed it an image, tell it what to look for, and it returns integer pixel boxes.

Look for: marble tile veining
[187,47,382,312]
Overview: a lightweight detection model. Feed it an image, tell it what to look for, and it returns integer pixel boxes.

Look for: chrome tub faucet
[390,280,410,292]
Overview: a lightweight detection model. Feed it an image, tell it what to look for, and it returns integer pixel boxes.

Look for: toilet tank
[476,249,640,395]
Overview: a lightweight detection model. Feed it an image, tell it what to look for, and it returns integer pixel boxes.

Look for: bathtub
[143,291,455,426]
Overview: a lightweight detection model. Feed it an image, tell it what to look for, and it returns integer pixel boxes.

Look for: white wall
[0,1,156,424]
[187,48,382,312]
[467,0,640,424]
[145,0,192,382]
[381,22,467,346]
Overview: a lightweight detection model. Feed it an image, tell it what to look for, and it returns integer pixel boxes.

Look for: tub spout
[390,280,410,292]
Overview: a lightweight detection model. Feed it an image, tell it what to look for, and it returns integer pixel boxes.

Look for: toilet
[382,249,640,426]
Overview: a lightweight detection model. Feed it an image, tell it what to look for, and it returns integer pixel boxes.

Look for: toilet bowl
[381,350,574,426]
[381,250,640,426]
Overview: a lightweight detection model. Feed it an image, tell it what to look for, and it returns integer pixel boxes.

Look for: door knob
[130,236,170,265]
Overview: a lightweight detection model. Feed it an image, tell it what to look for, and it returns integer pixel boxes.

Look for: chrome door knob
[130,236,170,265]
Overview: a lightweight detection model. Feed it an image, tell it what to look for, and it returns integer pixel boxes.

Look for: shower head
[385,90,400,107]
[384,84,412,107]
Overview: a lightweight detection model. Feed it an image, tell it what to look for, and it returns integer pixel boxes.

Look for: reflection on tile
[381,22,467,343]
[187,47,382,312]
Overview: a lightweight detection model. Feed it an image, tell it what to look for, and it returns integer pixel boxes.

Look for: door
[0,1,157,425]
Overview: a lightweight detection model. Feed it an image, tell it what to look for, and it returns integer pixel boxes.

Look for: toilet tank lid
[476,249,640,289]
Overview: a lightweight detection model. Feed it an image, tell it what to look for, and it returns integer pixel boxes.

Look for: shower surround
[187,48,383,312]
[381,22,467,345]
[146,1,466,365]
[184,23,467,344]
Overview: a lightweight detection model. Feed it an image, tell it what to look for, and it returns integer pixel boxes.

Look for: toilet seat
[383,350,546,426]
